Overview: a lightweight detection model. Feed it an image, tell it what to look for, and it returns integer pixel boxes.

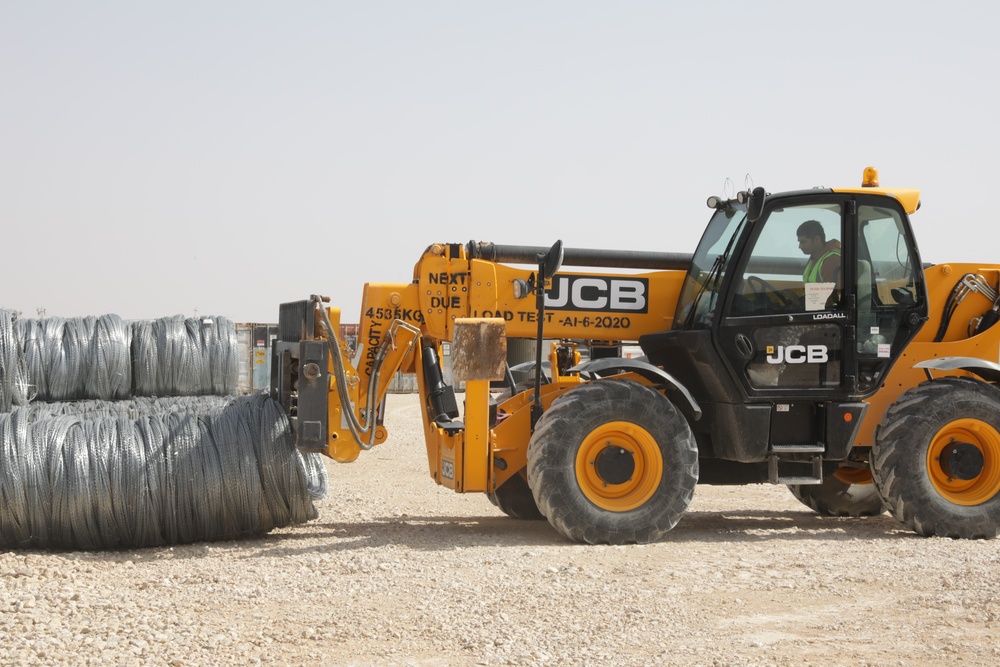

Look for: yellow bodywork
[855,262,1000,448]
[832,187,922,215]
[318,241,686,490]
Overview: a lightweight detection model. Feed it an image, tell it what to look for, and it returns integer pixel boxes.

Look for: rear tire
[788,466,885,517]
[873,377,1000,539]
[486,470,544,520]
[526,380,698,544]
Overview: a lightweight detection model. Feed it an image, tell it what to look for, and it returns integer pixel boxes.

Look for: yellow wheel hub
[575,421,663,511]
[927,418,1000,505]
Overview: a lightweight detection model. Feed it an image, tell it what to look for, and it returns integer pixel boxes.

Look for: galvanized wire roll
[9,314,133,402]
[0,393,324,550]
[0,309,30,411]
[131,315,238,397]
[0,313,238,405]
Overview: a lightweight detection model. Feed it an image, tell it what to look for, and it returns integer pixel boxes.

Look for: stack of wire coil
[0,308,327,550]
[15,313,239,401]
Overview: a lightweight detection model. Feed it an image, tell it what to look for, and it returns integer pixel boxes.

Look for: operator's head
[796,220,826,256]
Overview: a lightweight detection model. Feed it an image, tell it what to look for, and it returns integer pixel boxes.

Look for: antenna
[722,177,735,200]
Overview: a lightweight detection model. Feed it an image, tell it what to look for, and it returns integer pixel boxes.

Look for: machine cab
[668,187,927,401]
[640,178,928,465]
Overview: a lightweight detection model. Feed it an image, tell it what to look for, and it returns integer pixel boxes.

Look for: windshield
[674,203,748,330]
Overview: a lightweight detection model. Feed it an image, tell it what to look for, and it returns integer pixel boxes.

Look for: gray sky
[3,1,997,324]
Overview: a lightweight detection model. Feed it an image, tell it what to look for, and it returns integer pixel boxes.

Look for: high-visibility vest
[804,249,840,282]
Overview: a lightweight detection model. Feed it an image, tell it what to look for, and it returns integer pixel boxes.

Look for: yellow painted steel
[409,244,688,343]
[854,263,1000,449]
[490,381,575,490]
[834,164,919,213]
[926,418,1000,505]
[324,300,418,462]
[462,379,491,492]
[333,241,690,492]
[410,342,485,493]
[574,420,664,511]
[354,251,686,369]
[832,187,921,214]
[466,259,686,340]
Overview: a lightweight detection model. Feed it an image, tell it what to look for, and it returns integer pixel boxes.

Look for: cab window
[855,204,920,390]
[730,203,843,317]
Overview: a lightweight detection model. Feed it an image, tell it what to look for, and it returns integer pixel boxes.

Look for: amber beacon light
[862,166,880,187]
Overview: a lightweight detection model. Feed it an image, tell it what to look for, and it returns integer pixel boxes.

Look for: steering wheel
[746,275,794,310]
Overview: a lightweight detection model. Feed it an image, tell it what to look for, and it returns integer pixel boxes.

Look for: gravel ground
[2,392,999,666]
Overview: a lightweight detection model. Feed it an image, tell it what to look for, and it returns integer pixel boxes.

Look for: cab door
[715,196,857,399]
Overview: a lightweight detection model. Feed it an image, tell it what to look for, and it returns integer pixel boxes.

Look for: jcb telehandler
[272,168,1000,543]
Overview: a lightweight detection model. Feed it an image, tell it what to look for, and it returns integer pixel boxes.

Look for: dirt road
[2,393,998,666]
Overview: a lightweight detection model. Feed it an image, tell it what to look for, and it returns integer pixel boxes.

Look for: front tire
[873,377,1000,539]
[526,380,698,544]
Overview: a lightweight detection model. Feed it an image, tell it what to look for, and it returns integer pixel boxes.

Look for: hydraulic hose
[312,296,421,450]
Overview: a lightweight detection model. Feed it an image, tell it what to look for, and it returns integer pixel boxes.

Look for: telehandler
[272,167,1000,543]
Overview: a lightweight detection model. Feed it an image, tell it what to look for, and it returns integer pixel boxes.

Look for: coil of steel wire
[131,315,239,398]
[1,309,328,550]
[0,313,240,406]
[0,394,323,550]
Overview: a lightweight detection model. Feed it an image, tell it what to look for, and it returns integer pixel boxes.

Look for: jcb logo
[545,276,649,313]
[766,345,829,365]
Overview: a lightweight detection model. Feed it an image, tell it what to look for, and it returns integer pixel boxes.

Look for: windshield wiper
[682,214,746,329]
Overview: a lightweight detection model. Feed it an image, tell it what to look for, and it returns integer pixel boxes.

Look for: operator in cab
[797,219,842,312]
[797,220,841,284]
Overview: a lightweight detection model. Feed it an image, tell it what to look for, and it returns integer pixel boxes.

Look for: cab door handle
[734,333,753,359]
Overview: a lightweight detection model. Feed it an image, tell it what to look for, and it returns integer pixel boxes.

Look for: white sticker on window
[878,343,891,358]
[870,326,880,335]
[805,282,837,311]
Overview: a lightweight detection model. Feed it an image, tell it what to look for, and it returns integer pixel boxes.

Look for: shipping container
[236,323,279,394]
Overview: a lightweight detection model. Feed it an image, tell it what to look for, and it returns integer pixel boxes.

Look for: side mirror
[747,187,766,223]
[540,240,564,281]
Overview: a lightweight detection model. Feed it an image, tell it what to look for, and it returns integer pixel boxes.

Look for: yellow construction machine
[272,167,1000,543]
